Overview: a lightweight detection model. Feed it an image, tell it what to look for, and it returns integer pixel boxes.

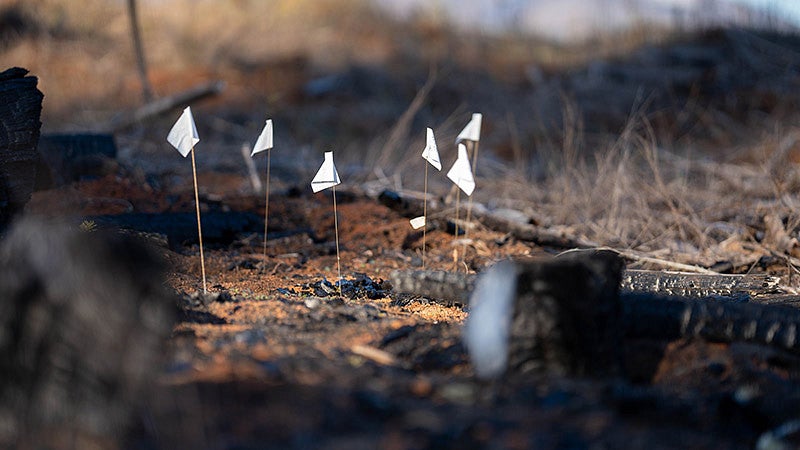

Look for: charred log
[35,133,118,188]
[392,256,800,377]
[0,67,43,227]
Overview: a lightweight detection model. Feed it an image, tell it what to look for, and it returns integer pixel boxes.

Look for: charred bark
[621,269,781,298]
[391,257,800,377]
[390,268,783,302]
[622,293,800,352]
[504,250,625,377]
[0,67,43,227]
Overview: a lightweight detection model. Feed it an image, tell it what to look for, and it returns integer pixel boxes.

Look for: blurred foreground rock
[0,218,176,449]
[0,67,42,228]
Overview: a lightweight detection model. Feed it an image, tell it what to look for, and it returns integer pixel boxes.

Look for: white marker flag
[167,106,200,157]
[421,127,441,170]
[455,113,482,144]
[447,143,475,196]
[311,151,341,193]
[251,119,274,156]
[410,216,426,230]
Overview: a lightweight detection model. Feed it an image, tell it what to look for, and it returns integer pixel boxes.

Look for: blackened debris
[298,273,391,300]
[179,289,243,308]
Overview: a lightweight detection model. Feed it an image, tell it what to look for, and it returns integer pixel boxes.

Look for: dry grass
[482,107,800,276]
[3,0,399,123]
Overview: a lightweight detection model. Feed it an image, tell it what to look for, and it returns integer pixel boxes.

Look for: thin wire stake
[464,139,480,238]
[332,184,342,297]
[463,140,480,272]
[190,147,207,293]
[422,162,429,268]
[262,148,272,259]
[453,187,460,272]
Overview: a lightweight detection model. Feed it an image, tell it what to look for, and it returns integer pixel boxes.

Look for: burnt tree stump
[506,250,626,377]
[464,250,626,378]
[0,67,43,227]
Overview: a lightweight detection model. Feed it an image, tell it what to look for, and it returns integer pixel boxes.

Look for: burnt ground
[22,168,800,449]
[8,8,800,447]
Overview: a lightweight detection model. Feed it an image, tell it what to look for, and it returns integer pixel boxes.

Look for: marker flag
[447,143,475,196]
[167,106,200,157]
[410,216,426,230]
[311,151,341,193]
[251,119,274,156]
[455,113,482,144]
[421,127,441,170]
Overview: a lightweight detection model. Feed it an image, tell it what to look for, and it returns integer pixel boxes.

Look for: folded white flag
[421,127,441,170]
[167,106,200,157]
[410,216,426,229]
[251,119,274,156]
[455,113,482,144]
[447,143,475,196]
[311,151,341,193]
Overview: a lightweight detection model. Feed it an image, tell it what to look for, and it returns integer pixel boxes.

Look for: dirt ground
[8,2,800,446]
[22,166,800,449]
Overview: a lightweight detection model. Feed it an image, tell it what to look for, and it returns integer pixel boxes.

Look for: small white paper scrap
[421,127,441,170]
[455,113,482,144]
[167,106,200,157]
[251,119,274,156]
[446,143,475,196]
[311,151,341,193]
[410,216,426,229]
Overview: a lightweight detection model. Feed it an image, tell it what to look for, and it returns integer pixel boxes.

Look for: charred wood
[503,250,625,377]
[391,257,800,377]
[88,210,266,250]
[378,188,596,249]
[621,269,781,298]
[0,67,43,227]
[390,267,783,305]
[35,133,118,188]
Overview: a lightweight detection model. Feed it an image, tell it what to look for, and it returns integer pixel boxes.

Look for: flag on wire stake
[250,119,274,261]
[311,151,340,193]
[455,113,482,269]
[447,143,475,272]
[167,106,207,292]
[422,126,442,170]
[455,113,482,144]
[311,151,343,295]
[251,119,273,156]
[447,143,475,196]
[411,127,441,268]
[167,106,199,157]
